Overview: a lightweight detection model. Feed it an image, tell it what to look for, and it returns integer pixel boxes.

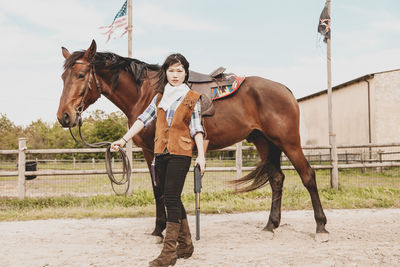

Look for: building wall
[371,71,400,143]
[299,94,329,145]
[299,69,400,146]
[299,81,369,146]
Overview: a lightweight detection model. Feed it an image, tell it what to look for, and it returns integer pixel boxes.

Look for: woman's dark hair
[155,53,189,93]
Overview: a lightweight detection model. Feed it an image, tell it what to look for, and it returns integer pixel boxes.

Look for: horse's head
[57,40,102,127]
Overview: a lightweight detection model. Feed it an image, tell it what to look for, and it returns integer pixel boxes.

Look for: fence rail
[1,138,400,199]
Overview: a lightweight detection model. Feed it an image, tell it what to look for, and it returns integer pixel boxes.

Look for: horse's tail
[230,159,274,193]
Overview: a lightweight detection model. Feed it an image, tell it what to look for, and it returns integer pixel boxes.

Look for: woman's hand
[111,139,126,152]
[110,120,144,152]
[193,132,206,174]
[195,155,206,175]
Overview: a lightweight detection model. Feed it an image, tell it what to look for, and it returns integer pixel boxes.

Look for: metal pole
[326,0,338,189]
[18,138,27,199]
[127,0,133,58]
[126,0,134,195]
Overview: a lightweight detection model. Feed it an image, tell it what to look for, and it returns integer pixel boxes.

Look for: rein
[69,61,131,195]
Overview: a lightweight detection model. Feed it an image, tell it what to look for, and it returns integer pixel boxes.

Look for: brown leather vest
[154,90,201,157]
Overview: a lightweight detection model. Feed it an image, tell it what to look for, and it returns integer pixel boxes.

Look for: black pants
[155,153,192,223]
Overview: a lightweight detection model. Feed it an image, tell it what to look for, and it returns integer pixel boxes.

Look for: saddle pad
[211,76,245,100]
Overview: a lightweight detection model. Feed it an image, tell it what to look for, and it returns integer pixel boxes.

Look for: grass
[1,185,400,221]
[1,162,399,221]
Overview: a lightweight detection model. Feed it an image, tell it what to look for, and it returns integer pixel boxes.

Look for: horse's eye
[77,73,85,79]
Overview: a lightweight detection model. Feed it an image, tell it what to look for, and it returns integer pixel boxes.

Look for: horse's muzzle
[58,111,76,128]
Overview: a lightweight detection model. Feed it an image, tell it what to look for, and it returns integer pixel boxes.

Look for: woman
[111,53,205,267]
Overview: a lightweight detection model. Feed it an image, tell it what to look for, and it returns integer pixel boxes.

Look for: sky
[1,0,400,126]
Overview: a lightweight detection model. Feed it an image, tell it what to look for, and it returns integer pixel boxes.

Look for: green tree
[24,119,50,149]
[0,113,23,150]
[0,110,130,159]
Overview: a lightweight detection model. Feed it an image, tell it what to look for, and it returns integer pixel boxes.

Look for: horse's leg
[264,144,285,232]
[143,149,166,238]
[282,144,328,234]
[248,131,285,233]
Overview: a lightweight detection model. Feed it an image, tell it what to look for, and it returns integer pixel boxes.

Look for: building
[298,68,400,146]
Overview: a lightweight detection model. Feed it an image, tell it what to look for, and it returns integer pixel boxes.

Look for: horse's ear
[62,47,71,59]
[84,39,97,61]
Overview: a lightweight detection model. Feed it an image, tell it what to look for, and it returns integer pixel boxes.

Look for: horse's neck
[102,71,157,125]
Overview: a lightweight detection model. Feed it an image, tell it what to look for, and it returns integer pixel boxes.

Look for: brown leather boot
[149,221,181,267]
[177,218,194,259]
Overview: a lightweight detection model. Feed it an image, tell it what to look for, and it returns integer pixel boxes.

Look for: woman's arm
[111,94,158,151]
[111,120,144,151]
[190,98,206,173]
[194,132,206,174]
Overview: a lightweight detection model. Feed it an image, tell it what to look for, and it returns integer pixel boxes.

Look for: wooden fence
[1,138,400,199]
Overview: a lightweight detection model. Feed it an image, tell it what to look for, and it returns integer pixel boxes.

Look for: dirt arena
[1,209,400,266]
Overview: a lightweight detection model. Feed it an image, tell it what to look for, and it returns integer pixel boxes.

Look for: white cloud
[2,1,101,32]
[372,18,400,32]
[334,30,381,51]
[0,11,5,23]
[1,1,105,43]
[228,55,327,99]
[334,47,400,83]
[134,47,173,62]
[134,3,223,32]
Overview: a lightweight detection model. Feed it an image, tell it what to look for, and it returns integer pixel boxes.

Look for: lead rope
[68,64,131,195]
[69,117,131,196]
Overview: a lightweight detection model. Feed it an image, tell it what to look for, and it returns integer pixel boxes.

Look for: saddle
[188,67,244,117]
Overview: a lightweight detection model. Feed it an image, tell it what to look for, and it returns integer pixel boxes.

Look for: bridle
[68,60,131,195]
[73,60,102,125]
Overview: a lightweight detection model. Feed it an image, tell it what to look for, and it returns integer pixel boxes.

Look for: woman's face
[166,62,186,87]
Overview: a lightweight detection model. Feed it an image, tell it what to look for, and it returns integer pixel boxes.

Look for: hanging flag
[317,4,331,43]
[99,1,129,42]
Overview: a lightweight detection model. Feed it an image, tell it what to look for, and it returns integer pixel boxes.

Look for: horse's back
[222,75,299,119]
[242,76,297,106]
[204,75,300,149]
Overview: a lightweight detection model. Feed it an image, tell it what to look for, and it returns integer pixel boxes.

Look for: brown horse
[57,40,328,238]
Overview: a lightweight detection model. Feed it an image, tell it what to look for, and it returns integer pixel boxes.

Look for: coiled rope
[69,121,131,196]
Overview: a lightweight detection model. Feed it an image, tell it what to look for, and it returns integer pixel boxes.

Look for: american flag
[100,1,129,42]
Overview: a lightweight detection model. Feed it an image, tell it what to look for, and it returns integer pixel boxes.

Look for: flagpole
[326,0,338,190]
[128,0,132,58]
[126,0,133,195]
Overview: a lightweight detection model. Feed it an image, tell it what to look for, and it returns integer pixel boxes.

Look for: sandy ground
[1,209,400,267]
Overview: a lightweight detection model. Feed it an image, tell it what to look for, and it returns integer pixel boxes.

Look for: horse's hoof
[262,228,275,240]
[315,232,329,242]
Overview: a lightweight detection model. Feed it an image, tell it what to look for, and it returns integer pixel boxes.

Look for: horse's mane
[64,51,160,89]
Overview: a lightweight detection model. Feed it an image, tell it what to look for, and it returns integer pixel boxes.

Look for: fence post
[329,134,339,190]
[378,150,383,173]
[236,141,242,185]
[73,157,76,169]
[18,138,27,200]
[92,158,95,169]
[361,151,365,173]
